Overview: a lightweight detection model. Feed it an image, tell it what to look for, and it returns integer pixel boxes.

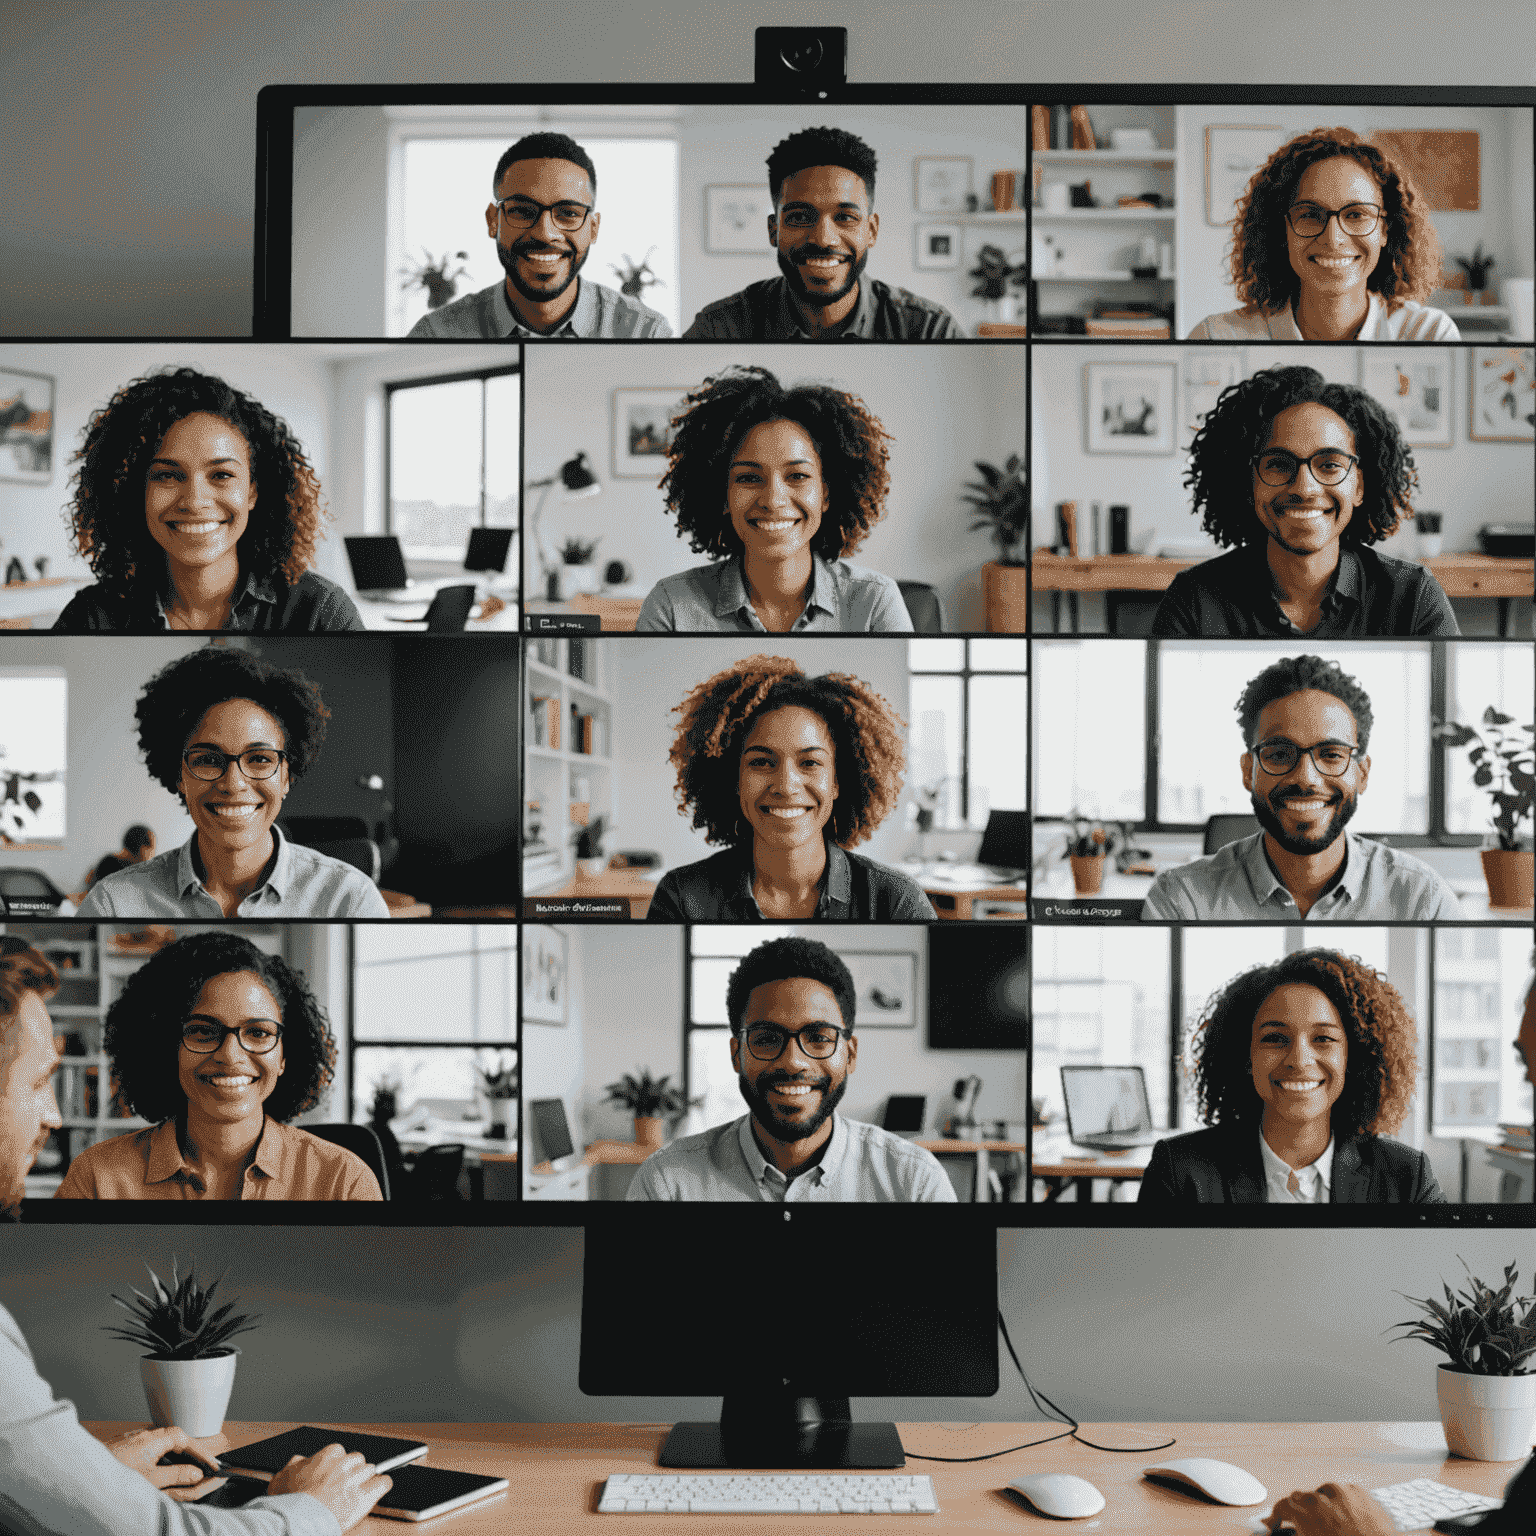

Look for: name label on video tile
[1031,899,1145,922]
[525,615,601,634]
[522,898,632,920]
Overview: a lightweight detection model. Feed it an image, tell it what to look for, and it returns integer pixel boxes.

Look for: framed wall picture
[913,155,972,214]
[0,368,55,485]
[1358,349,1454,448]
[1204,124,1284,226]
[1181,348,1247,444]
[1469,346,1535,442]
[703,184,773,254]
[521,926,568,1025]
[914,221,962,271]
[843,952,917,1028]
[1368,129,1480,211]
[611,386,688,478]
[1084,361,1177,455]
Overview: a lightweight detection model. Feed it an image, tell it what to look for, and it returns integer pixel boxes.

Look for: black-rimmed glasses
[738,1024,851,1061]
[1251,739,1364,777]
[182,748,288,782]
[495,196,593,232]
[1284,202,1383,239]
[1251,449,1360,488]
[181,1021,283,1054]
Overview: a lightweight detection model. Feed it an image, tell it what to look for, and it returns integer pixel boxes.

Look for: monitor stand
[660,1393,905,1469]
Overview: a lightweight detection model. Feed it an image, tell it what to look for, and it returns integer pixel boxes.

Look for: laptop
[344,535,416,600]
[528,1097,582,1172]
[463,526,514,574]
[924,809,1029,886]
[879,1094,928,1139]
[1060,1065,1164,1151]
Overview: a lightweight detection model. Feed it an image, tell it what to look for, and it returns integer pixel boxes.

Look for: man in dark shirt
[683,126,960,340]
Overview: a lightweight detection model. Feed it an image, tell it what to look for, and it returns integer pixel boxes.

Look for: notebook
[194,1465,509,1523]
[219,1426,429,1480]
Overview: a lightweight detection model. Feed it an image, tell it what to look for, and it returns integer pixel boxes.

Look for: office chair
[386,583,477,633]
[1202,813,1260,854]
[896,579,945,634]
[403,1142,467,1201]
[303,1123,391,1200]
[280,818,382,883]
[0,868,68,910]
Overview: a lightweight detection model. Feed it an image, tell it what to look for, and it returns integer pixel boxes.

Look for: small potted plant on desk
[1391,1259,1536,1461]
[475,1049,519,1140]
[1434,707,1534,910]
[1063,818,1118,896]
[558,535,602,597]
[573,815,608,880]
[602,1068,693,1150]
[1456,245,1497,306]
[963,454,1028,632]
[968,243,1025,324]
[104,1260,259,1437]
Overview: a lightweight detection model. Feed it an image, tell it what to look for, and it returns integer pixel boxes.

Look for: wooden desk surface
[1422,553,1535,598]
[85,1420,1523,1534]
[538,867,659,919]
[1031,1137,1150,1179]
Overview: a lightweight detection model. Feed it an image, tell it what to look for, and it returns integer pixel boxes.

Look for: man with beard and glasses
[1142,654,1459,921]
[627,937,955,1201]
[682,127,960,340]
[407,132,670,338]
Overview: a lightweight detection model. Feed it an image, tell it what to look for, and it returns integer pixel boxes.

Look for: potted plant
[1456,244,1497,306]
[104,1260,259,1437]
[400,249,470,311]
[1062,817,1118,895]
[573,815,608,879]
[474,1049,518,1140]
[558,535,602,597]
[962,454,1028,632]
[610,247,664,301]
[1390,1260,1536,1461]
[968,243,1023,322]
[1434,708,1534,909]
[602,1068,694,1149]
[1414,510,1444,559]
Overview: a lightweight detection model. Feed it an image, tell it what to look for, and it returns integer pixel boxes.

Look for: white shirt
[1258,1129,1335,1204]
[1187,293,1460,341]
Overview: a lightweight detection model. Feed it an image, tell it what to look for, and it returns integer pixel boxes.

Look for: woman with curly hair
[1188,128,1457,342]
[55,932,380,1200]
[76,647,389,919]
[1138,949,1443,1204]
[1151,366,1457,637]
[52,367,363,632]
[635,367,913,633]
[647,654,933,920]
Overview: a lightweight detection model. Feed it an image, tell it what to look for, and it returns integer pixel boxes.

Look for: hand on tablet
[268,1443,393,1531]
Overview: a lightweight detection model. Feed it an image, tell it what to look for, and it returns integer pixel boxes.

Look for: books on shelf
[528,695,560,749]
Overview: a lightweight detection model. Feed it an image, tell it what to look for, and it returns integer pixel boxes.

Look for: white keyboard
[597,1472,939,1514]
[1368,1478,1503,1532]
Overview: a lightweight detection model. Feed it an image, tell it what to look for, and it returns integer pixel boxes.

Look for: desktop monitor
[926,927,1029,1051]
[464,526,514,574]
[880,1094,928,1134]
[580,1207,998,1468]
[976,810,1029,873]
[528,1097,578,1169]
[344,535,410,593]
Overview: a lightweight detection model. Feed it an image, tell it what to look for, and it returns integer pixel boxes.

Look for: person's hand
[105,1425,223,1497]
[1265,1481,1397,1536]
[267,1444,393,1532]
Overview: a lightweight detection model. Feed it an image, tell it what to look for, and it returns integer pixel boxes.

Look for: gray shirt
[0,1301,338,1536]
[76,829,390,919]
[627,1112,958,1203]
[683,275,961,341]
[405,277,670,339]
[1141,829,1461,922]
[636,555,914,633]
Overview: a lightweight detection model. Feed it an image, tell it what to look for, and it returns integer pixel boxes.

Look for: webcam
[754,27,847,96]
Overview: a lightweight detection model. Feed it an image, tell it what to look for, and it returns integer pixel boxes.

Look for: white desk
[353,583,520,632]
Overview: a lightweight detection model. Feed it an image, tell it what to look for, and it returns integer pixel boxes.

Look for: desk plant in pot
[475,1048,518,1140]
[1062,817,1118,896]
[1390,1260,1535,1461]
[603,1068,693,1149]
[962,452,1027,631]
[1434,707,1534,910]
[105,1260,259,1437]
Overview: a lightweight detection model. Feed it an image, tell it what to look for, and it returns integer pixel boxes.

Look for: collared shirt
[1258,1129,1335,1204]
[635,555,914,633]
[682,275,961,341]
[1150,543,1460,638]
[405,277,671,339]
[75,828,390,919]
[52,569,364,634]
[1141,830,1461,922]
[627,1112,958,1203]
[53,1117,383,1201]
[1186,293,1460,341]
[645,840,937,922]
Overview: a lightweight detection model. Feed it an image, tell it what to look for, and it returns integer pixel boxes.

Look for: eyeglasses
[1251,449,1359,488]
[1284,201,1384,239]
[1251,739,1364,777]
[495,196,593,232]
[738,1024,850,1061]
[182,748,288,782]
[181,1021,283,1055]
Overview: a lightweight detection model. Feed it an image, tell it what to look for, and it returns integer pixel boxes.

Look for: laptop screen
[976,810,1029,870]
[344,536,410,591]
[880,1095,927,1134]
[1061,1066,1152,1137]
[464,526,514,573]
[529,1097,577,1164]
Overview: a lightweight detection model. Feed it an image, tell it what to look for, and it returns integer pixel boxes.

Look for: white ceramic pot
[1436,1364,1536,1461]
[562,563,600,596]
[992,294,1017,323]
[140,1348,239,1437]
[1418,533,1443,559]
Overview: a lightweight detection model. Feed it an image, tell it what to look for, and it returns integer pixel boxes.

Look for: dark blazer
[1136,1123,1446,1204]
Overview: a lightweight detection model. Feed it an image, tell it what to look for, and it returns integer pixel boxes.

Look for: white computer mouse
[1006,1472,1107,1519]
[1142,1457,1268,1506]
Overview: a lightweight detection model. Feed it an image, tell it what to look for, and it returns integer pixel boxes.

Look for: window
[0,669,67,843]
[1445,644,1535,837]
[1432,927,1532,1134]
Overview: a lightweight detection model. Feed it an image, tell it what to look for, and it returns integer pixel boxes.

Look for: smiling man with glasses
[628,937,955,1202]
[407,132,671,338]
[1142,654,1460,922]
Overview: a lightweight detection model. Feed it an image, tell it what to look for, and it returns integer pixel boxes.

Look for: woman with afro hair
[76,646,389,919]
[635,367,913,633]
[53,367,364,632]
[55,932,382,1200]
[1138,948,1443,1204]
[647,654,934,920]
[1188,127,1457,342]
[1150,365,1457,637]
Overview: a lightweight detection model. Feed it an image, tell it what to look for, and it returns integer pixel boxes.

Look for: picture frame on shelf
[1181,348,1247,445]
[522,926,568,1025]
[702,184,772,254]
[1084,361,1177,455]
[1203,124,1284,227]
[1469,346,1535,443]
[1358,349,1454,448]
[0,367,55,485]
[842,952,917,1029]
[913,155,972,214]
[611,386,687,478]
[914,221,962,271]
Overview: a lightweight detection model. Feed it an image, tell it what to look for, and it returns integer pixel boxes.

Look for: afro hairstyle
[767,126,877,203]
[726,936,858,1036]
[1235,653,1374,752]
[493,131,597,194]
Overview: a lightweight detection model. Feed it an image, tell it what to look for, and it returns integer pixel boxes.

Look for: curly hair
[1235,654,1374,752]
[1230,127,1442,315]
[1190,949,1419,1138]
[493,131,596,194]
[0,941,59,1023]
[726,937,857,1035]
[135,646,330,796]
[669,654,906,849]
[1186,366,1416,548]
[767,126,877,203]
[660,367,892,561]
[65,368,326,597]
[104,932,336,1125]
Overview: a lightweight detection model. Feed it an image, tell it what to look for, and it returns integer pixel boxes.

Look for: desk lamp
[356,773,399,872]
[527,451,601,600]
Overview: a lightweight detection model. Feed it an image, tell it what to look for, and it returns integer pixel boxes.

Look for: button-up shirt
[627,1112,958,1202]
[635,555,914,633]
[1186,293,1460,341]
[1141,830,1461,922]
[682,275,961,340]
[52,569,365,633]
[406,278,671,338]
[1258,1129,1335,1204]
[75,828,390,919]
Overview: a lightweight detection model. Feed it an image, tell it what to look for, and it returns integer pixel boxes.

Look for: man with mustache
[1142,654,1460,920]
[682,127,960,340]
[628,937,956,1201]
[408,132,671,338]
